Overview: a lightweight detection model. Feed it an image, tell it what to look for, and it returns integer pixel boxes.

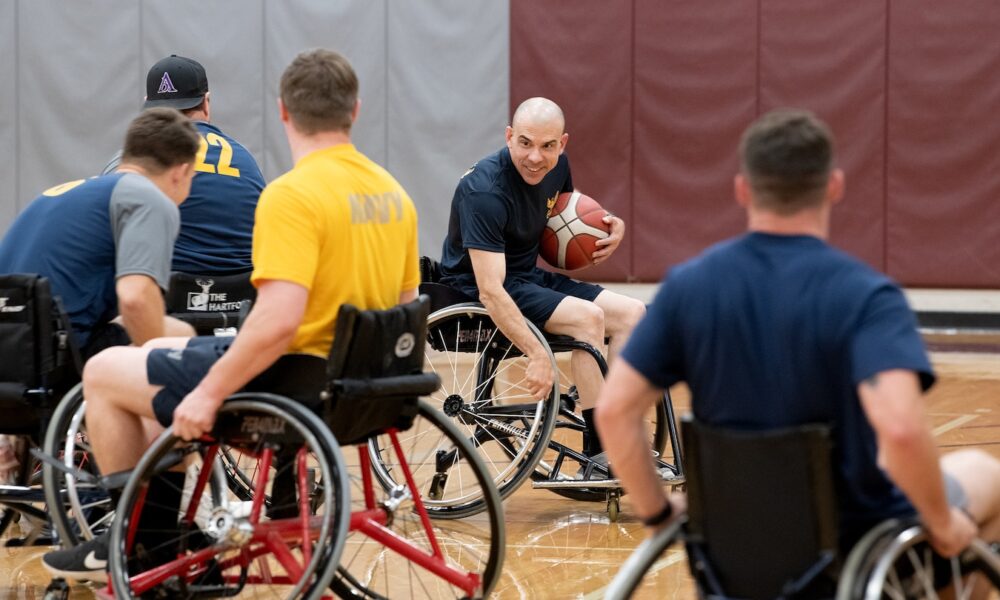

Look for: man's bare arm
[596,360,684,531]
[469,249,552,400]
[859,368,976,556]
[399,287,418,305]
[116,274,166,345]
[171,280,306,440]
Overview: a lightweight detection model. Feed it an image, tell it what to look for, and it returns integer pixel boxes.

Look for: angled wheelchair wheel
[424,303,559,507]
[334,399,506,599]
[837,519,1000,600]
[108,394,350,600]
[605,518,685,600]
[42,384,112,547]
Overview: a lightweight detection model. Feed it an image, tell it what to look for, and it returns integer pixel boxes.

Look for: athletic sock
[582,408,603,457]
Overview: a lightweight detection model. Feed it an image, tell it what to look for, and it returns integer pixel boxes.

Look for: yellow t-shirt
[251,143,420,357]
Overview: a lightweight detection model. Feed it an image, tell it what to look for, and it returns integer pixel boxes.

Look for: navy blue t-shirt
[175,122,265,274]
[439,147,573,279]
[0,173,178,347]
[622,232,935,547]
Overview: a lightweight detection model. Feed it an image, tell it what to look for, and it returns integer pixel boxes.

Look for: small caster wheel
[43,578,70,600]
[607,493,621,522]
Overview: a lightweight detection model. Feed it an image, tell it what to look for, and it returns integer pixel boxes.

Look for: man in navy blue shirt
[105,55,265,275]
[440,97,646,460]
[0,108,199,359]
[597,109,1000,556]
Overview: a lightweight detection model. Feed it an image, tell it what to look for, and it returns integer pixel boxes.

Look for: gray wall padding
[0,1,16,227]
[0,0,510,260]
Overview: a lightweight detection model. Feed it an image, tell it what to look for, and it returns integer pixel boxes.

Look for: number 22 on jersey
[194,133,241,178]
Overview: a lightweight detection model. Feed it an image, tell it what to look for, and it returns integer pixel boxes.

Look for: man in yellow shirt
[42,48,420,581]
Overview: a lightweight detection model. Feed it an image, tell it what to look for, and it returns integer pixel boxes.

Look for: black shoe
[41,532,109,582]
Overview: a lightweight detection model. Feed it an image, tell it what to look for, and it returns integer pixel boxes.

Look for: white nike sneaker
[41,532,109,582]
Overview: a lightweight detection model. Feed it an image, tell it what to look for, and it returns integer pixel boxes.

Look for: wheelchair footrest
[532,472,685,490]
[533,479,624,490]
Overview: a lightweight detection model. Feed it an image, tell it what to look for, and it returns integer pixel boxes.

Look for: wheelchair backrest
[682,416,839,599]
[0,274,80,408]
[164,271,256,334]
[323,295,440,445]
[418,256,478,312]
[419,256,441,284]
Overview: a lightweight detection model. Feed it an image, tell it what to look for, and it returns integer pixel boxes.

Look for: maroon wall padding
[632,2,757,281]
[759,2,887,270]
[511,1,1000,286]
[510,0,633,281]
[886,2,1000,287]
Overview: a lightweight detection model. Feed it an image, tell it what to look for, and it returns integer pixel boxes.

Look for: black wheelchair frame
[0,274,93,547]
[419,257,684,520]
[605,415,1000,599]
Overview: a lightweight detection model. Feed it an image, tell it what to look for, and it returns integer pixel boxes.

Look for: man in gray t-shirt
[0,108,201,359]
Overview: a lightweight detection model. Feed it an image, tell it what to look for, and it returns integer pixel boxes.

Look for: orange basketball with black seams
[539,191,611,271]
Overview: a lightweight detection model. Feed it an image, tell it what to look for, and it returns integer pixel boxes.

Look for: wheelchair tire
[109,394,350,600]
[837,519,1000,600]
[424,303,559,507]
[604,517,685,600]
[335,399,506,598]
[42,384,111,547]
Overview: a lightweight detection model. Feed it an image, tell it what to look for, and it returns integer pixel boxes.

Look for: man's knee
[597,292,645,336]
[616,297,646,332]
[82,347,128,402]
[164,316,196,338]
[942,448,1000,479]
[575,302,605,343]
[942,449,1000,517]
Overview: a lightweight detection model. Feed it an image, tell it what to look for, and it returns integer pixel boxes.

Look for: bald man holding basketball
[438,97,645,464]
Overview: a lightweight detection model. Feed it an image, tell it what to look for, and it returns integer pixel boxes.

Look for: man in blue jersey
[0,108,199,359]
[439,97,646,462]
[104,55,265,275]
[597,109,1000,559]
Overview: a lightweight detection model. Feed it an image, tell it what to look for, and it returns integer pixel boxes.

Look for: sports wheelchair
[26,271,257,550]
[164,271,256,335]
[0,274,109,548]
[419,257,684,519]
[102,295,505,599]
[605,415,1000,599]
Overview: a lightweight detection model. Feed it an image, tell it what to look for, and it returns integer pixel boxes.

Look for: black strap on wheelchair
[322,296,441,445]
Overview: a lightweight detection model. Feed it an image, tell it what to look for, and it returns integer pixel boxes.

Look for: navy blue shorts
[446,267,603,326]
[147,336,326,428]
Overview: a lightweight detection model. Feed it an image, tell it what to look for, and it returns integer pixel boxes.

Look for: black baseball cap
[144,55,209,110]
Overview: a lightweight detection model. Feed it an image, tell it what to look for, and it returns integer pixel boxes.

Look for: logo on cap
[157,72,178,94]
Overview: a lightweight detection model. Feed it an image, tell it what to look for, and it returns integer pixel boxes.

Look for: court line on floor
[581,550,686,600]
[933,414,979,437]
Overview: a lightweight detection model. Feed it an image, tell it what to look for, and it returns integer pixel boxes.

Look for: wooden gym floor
[2,337,998,599]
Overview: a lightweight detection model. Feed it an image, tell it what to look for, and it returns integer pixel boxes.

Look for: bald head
[511,97,565,133]
[506,97,569,185]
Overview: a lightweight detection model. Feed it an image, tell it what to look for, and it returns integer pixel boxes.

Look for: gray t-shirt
[110,173,179,291]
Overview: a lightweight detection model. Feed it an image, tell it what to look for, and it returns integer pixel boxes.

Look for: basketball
[539,191,611,270]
